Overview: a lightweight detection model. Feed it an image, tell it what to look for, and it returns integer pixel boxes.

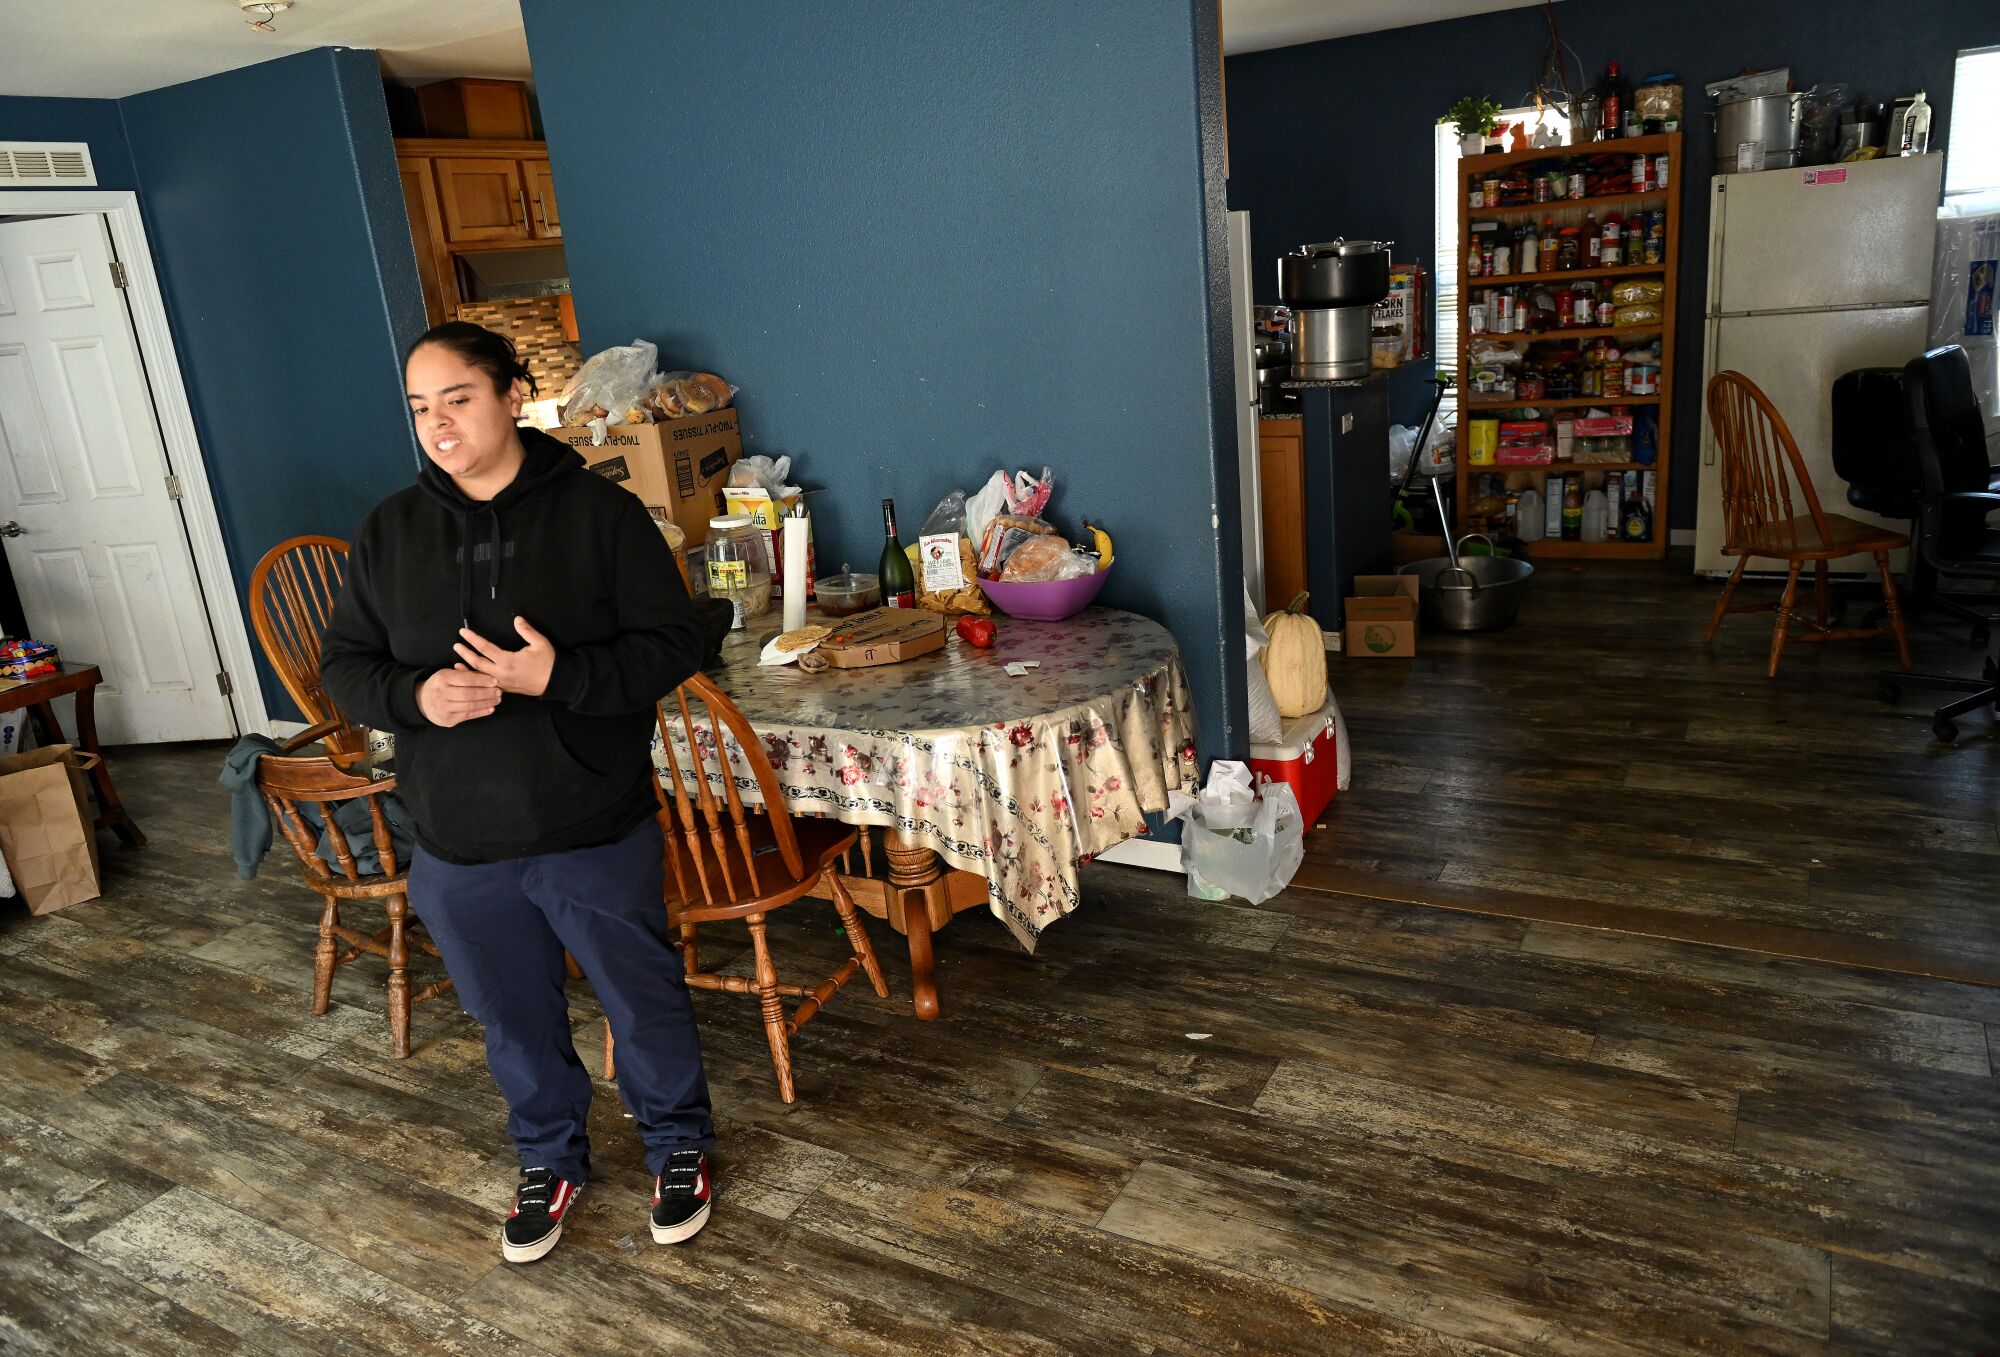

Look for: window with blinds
[1432,107,1570,428]
[1945,46,2000,197]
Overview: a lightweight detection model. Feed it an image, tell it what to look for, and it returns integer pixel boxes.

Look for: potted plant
[1447,97,1503,156]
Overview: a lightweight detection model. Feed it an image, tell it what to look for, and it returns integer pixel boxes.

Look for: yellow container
[1467,418,1500,466]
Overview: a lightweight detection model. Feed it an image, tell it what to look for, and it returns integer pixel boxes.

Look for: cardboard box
[818,608,946,668]
[1343,575,1419,658]
[558,409,742,546]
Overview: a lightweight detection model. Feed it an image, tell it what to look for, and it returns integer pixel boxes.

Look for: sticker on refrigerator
[1802,168,1847,186]
[1966,260,1996,338]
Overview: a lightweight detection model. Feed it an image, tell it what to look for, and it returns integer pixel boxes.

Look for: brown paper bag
[0,744,102,915]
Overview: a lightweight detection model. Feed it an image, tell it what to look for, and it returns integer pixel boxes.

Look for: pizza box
[817,608,946,668]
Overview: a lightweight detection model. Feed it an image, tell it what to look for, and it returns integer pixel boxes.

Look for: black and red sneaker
[502,1166,583,1264]
[650,1149,712,1244]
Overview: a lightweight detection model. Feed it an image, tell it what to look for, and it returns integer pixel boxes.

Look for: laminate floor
[2,725,1997,1354]
[1314,554,2000,978]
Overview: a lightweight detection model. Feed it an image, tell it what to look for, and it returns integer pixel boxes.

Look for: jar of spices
[705,514,774,627]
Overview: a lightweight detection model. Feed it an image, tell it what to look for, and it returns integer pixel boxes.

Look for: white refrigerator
[1694,154,1944,575]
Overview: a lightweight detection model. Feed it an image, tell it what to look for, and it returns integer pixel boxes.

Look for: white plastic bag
[1179,781,1304,905]
[1388,424,1419,480]
[964,472,1012,553]
[1242,585,1283,745]
[557,339,659,438]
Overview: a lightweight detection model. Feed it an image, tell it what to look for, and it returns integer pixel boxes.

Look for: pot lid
[1296,238,1391,257]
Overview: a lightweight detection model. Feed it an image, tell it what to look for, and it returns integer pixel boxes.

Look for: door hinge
[109,260,129,288]
[217,671,234,696]
[165,474,183,500]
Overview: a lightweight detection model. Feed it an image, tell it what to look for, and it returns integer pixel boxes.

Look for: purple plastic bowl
[979,565,1111,621]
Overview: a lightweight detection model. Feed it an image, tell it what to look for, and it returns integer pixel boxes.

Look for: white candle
[782,513,809,633]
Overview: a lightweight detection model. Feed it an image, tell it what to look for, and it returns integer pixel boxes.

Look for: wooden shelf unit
[1456,131,1683,560]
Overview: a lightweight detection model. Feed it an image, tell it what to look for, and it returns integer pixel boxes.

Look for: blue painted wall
[1226,0,1999,529]
[0,96,138,191]
[520,0,1247,760]
[119,48,427,715]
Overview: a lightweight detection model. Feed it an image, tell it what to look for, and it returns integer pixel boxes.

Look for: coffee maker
[1278,240,1391,381]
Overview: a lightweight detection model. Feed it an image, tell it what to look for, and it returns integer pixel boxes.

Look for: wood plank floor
[1314,555,2000,979]
[1,622,1997,1353]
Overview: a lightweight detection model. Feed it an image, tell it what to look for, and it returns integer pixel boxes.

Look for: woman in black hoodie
[322,323,716,1263]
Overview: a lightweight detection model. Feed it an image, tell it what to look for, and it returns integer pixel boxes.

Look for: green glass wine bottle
[879,499,915,608]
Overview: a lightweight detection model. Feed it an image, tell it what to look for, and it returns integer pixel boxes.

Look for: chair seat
[1727,512,1910,561]
[664,809,856,923]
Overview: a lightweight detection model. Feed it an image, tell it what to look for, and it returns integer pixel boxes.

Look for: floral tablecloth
[656,608,1198,950]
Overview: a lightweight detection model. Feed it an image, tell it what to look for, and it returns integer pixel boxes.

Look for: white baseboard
[1097,838,1184,874]
[1670,529,1695,546]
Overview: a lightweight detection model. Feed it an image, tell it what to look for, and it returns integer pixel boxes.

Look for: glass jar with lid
[705,514,773,627]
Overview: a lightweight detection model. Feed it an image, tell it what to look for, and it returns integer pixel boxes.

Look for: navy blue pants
[410,817,713,1184]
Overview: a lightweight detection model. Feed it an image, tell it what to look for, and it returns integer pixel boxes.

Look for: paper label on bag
[919,534,966,592]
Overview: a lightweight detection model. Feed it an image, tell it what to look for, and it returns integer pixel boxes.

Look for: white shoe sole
[501,1218,565,1264]
[650,1199,711,1245]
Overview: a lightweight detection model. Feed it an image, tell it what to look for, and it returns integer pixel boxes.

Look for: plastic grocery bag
[964,472,1012,550]
[1242,585,1283,745]
[1179,781,1304,905]
[558,339,659,437]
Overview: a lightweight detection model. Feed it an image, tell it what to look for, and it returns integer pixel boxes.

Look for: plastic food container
[978,565,1111,621]
[814,570,881,616]
[706,514,773,625]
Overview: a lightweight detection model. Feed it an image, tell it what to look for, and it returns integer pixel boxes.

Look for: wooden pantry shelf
[1474,189,1671,218]
[1462,395,1663,411]
[1472,325,1664,344]
[1466,262,1666,287]
[1457,129,1683,564]
[1458,131,1681,172]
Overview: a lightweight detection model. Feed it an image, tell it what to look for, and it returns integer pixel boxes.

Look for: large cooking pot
[1713,92,1806,171]
[1397,553,1534,631]
[1277,239,1392,308]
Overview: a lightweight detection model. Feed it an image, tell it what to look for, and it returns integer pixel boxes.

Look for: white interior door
[0,213,234,744]
[1694,305,1930,574]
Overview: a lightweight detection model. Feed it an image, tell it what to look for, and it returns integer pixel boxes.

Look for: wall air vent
[0,142,97,187]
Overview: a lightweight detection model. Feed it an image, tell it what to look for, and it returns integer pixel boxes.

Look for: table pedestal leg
[884,829,943,1021]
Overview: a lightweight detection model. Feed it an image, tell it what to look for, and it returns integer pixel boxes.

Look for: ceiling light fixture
[238,0,294,33]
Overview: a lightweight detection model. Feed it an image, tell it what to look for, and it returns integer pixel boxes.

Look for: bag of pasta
[1610,279,1665,306]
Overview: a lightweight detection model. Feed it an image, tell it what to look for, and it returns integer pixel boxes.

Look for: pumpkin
[1260,592,1328,718]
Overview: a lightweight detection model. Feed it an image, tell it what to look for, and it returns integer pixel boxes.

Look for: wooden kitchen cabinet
[1258,417,1305,614]
[397,156,455,322]
[435,156,529,243]
[523,159,561,238]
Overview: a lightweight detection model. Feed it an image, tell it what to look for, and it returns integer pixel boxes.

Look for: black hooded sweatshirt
[320,426,705,863]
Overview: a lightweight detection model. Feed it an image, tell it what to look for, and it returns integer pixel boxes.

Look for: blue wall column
[520,0,1248,761]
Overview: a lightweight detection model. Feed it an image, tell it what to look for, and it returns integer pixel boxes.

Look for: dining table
[659,606,1199,1019]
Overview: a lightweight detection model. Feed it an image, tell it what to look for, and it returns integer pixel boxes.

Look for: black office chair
[1833,364,2000,640]
[1877,346,2000,742]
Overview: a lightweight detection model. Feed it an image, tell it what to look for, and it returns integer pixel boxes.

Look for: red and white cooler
[1248,697,1347,828]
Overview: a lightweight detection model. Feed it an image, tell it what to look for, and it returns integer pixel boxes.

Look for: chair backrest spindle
[1708,371,1832,554]
[250,536,364,761]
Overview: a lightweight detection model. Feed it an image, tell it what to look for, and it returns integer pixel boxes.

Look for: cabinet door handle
[536,194,550,234]
[516,189,529,228]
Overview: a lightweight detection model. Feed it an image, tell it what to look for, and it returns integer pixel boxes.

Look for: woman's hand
[417,665,501,727]
[453,617,557,697]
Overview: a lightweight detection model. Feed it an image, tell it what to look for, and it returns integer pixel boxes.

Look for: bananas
[1088,516,1120,568]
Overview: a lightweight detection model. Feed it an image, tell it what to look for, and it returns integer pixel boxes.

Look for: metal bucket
[1713,92,1806,171]
[1397,554,1534,631]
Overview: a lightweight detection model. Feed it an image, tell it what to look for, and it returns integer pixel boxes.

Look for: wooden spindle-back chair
[249,536,366,762]
[255,720,452,1058]
[1703,371,1914,677]
[607,673,889,1102]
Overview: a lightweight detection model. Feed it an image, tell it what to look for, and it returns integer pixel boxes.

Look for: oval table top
[704,607,1186,736]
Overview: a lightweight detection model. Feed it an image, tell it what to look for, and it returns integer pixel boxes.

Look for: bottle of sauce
[1601,212,1624,267]
[1557,228,1581,271]
[1518,222,1539,275]
[1554,287,1576,329]
[1584,210,1601,266]
[1600,60,1628,140]
[1538,218,1560,273]
[878,499,915,608]
[1561,478,1584,539]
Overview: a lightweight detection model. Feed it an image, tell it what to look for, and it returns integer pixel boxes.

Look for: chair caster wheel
[1877,681,1901,704]
[1933,718,1959,744]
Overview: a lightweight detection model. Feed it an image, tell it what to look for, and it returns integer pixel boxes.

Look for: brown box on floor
[1344,575,1419,658]
[556,409,742,546]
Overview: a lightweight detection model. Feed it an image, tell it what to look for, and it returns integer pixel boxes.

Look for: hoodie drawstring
[457,506,505,628]
[487,506,502,602]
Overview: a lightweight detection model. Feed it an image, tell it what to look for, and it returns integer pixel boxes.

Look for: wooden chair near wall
[1703,370,1914,678]
[605,674,889,1102]
[249,535,366,763]
[255,720,453,1058]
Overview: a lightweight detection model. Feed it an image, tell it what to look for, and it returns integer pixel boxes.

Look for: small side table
[5,662,145,846]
